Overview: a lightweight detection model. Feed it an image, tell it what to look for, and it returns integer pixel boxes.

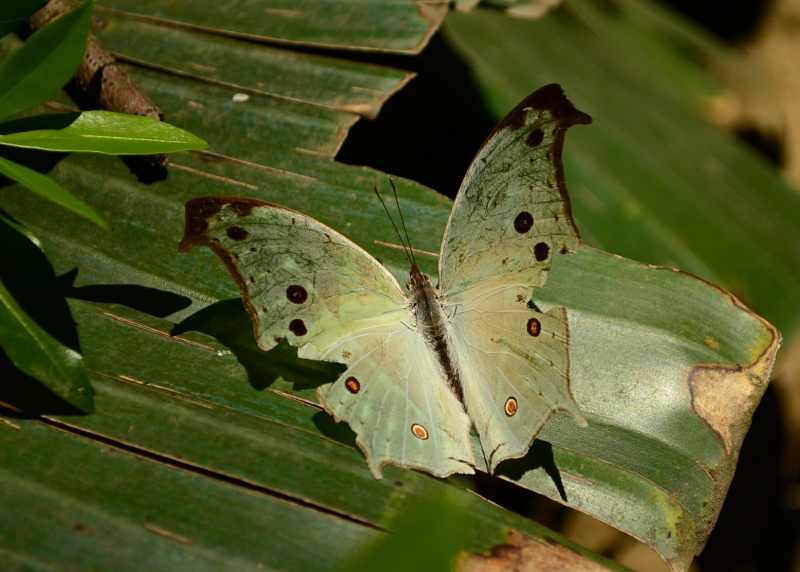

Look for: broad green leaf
[0,296,623,570]
[92,15,413,119]
[0,111,208,154]
[0,155,106,228]
[0,1,782,571]
[1,147,777,572]
[0,221,93,413]
[0,0,93,121]
[442,3,800,339]
[97,0,447,54]
[0,0,48,39]
[0,416,380,571]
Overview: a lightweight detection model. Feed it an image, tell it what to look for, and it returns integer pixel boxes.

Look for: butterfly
[180,84,590,478]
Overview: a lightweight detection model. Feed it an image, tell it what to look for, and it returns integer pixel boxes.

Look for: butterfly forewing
[181,197,475,478]
[438,84,589,294]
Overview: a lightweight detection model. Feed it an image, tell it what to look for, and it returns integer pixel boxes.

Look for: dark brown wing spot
[505,397,518,417]
[526,128,544,147]
[342,351,352,360]
[248,276,256,284]
[286,285,308,304]
[411,423,429,440]
[345,376,360,394]
[289,319,307,336]
[514,212,534,233]
[527,318,541,337]
[226,226,249,241]
[534,242,550,262]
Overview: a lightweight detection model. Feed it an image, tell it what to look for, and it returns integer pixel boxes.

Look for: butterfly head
[407,263,434,293]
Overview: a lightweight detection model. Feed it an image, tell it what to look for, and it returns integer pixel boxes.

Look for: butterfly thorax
[408,264,464,403]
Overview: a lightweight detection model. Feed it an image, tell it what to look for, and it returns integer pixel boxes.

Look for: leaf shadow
[497,440,568,503]
[311,411,358,449]
[58,268,192,318]
[472,440,569,525]
[172,298,344,392]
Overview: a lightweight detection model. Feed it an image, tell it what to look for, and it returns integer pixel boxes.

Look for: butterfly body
[407,264,465,403]
[182,84,591,478]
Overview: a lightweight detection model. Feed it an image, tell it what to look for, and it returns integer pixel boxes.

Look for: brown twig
[29,0,168,180]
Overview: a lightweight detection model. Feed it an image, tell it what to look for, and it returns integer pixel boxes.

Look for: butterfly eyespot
[226,226,249,241]
[286,285,308,304]
[525,128,544,147]
[504,397,518,417]
[514,212,534,233]
[345,376,360,394]
[527,318,541,337]
[411,424,429,440]
[534,242,550,262]
[288,319,307,336]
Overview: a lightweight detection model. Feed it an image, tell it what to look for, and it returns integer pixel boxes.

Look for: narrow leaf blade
[0,111,208,154]
[0,0,92,121]
[0,156,107,228]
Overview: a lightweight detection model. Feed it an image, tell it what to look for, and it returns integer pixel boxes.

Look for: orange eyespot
[505,397,518,417]
[411,423,429,440]
[345,376,360,394]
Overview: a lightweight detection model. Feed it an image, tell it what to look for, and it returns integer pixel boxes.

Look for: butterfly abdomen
[409,265,465,403]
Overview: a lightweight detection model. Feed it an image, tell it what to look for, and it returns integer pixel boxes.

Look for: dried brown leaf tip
[690,324,780,455]
[459,530,607,572]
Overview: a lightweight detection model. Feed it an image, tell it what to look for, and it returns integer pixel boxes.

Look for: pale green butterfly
[180,84,590,478]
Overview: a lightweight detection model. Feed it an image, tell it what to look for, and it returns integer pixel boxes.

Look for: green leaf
[339,492,473,572]
[0,1,48,39]
[0,155,107,228]
[0,0,92,121]
[96,0,447,54]
[0,111,208,154]
[0,220,94,413]
[0,2,783,571]
[441,4,800,339]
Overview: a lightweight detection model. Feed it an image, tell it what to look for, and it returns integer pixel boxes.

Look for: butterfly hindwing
[321,327,474,478]
[181,197,474,477]
[439,85,589,471]
[448,280,583,472]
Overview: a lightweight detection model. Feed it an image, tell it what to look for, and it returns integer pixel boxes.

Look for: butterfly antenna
[373,184,414,267]
[389,178,418,268]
